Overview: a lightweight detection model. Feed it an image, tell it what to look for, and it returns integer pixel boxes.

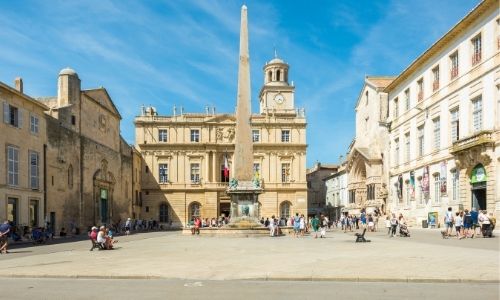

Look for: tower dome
[263,54,289,85]
[59,67,78,76]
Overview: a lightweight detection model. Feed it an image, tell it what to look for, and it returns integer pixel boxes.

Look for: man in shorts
[463,209,473,238]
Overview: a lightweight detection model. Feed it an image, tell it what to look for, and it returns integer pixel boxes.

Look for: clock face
[274,94,284,104]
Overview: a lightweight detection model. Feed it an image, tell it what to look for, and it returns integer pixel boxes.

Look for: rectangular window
[434,175,441,204]
[417,126,424,157]
[253,163,260,177]
[471,34,481,65]
[190,129,200,142]
[394,138,399,166]
[29,199,39,227]
[7,146,19,186]
[30,114,39,134]
[29,151,39,189]
[405,133,410,162]
[159,163,168,183]
[158,129,168,142]
[450,108,459,142]
[190,163,200,183]
[472,97,482,132]
[405,89,410,110]
[393,97,399,118]
[450,51,459,79]
[281,163,290,182]
[432,66,440,91]
[3,103,21,128]
[433,118,440,150]
[7,198,18,225]
[417,79,424,102]
[452,171,459,202]
[281,130,290,142]
[405,183,411,206]
[252,129,260,142]
[418,181,424,205]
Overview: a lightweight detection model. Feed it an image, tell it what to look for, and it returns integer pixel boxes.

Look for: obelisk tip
[242,4,247,10]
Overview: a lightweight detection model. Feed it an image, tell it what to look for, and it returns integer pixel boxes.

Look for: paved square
[1,228,498,283]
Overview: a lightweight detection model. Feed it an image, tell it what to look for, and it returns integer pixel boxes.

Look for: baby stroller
[399,223,410,237]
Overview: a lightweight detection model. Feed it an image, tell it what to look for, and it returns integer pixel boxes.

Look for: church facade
[135,57,307,227]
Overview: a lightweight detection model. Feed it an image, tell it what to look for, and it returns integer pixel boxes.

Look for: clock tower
[259,54,295,114]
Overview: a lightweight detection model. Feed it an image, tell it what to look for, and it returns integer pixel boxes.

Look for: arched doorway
[470,164,487,210]
[188,202,201,221]
[280,201,291,219]
[93,160,115,225]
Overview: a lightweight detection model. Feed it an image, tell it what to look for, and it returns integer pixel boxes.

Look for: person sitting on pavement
[97,226,113,250]
[60,227,67,237]
[0,220,11,254]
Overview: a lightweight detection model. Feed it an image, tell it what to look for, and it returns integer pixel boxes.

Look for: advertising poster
[422,166,430,197]
[440,161,447,194]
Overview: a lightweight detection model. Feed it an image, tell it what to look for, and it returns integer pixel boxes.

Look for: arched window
[277,70,281,81]
[159,202,169,222]
[68,164,73,189]
[268,71,272,82]
[280,201,291,219]
[189,202,201,220]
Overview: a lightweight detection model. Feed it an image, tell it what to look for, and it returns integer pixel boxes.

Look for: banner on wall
[440,161,447,194]
[398,175,403,200]
[422,166,430,197]
[410,171,415,199]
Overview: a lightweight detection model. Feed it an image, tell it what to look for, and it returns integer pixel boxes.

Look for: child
[385,216,391,235]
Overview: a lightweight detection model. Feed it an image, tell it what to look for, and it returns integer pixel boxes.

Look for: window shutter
[3,102,8,124]
[18,109,22,128]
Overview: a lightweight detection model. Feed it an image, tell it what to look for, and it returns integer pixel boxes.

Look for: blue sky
[0,0,480,167]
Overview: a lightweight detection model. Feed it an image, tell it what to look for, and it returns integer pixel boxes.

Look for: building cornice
[384,0,498,93]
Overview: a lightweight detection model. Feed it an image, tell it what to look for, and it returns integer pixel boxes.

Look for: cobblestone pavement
[0,228,498,282]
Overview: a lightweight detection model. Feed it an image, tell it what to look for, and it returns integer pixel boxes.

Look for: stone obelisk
[233,4,253,181]
[227,5,262,227]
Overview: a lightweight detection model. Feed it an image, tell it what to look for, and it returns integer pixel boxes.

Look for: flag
[223,152,229,179]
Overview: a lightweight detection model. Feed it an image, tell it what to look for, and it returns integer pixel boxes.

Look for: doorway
[220,203,230,217]
[100,188,108,224]
[471,182,486,211]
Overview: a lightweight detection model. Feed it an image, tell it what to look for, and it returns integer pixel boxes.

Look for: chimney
[14,77,23,93]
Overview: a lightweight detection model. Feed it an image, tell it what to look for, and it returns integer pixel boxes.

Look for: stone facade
[135,57,307,227]
[346,76,394,215]
[323,162,348,221]
[385,0,500,226]
[1,79,48,228]
[306,162,338,217]
[39,68,136,233]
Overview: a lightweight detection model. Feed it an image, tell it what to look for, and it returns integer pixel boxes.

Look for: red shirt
[194,219,201,228]
[90,231,97,240]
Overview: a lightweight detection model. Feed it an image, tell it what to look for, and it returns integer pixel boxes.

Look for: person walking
[444,207,454,237]
[0,221,11,254]
[390,214,398,237]
[293,213,300,238]
[385,216,391,236]
[311,215,319,238]
[319,214,327,238]
[269,216,275,237]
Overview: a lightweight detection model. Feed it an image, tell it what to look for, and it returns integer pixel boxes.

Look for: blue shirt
[0,223,10,234]
[471,211,478,224]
